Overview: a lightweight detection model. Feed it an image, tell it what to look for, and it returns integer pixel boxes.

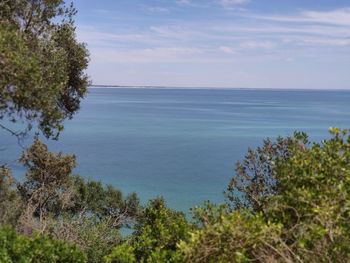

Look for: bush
[106,198,191,263]
[0,227,87,262]
[267,127,350,261]
[181,128,350,262]
[225,131,308,211]
[179,204,286,263]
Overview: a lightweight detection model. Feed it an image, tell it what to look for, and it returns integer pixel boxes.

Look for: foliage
[16,138,77,232]
[0,167,22,226]
[69,176,140,227]
[0,0,89,139]
[179,204,287,263]
[225,132,308,212]
[106,198,191,263]
[12,138,140,229]
[181,128,350,262]
[0,138,140,262]
[2,123,350,262]
[104,243,136,263]
[267,127,350,261]
[50,215,122,263]
[0,227,87,263]
[0,2,146,262]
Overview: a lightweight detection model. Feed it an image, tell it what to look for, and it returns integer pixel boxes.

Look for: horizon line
[89,84,350,91]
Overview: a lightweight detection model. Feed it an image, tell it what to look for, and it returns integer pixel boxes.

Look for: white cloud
[212,24,350,37]
[219,46,236,54]
[284,36,350,47]
[90,46,204,63]
[219,0,250,7]
[219,41,276,55]
[77,28,158,47]
[239,41,276,49]
[302,8,350,26]
[148,7,169,13]
[176,0,249,8]
[252,7,350,26]
[176,0,191,5]
[150,26,193,38]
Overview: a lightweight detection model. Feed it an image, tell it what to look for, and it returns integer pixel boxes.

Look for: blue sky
[73,0,350,89]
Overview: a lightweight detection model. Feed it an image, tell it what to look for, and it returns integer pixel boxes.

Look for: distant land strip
[89,84,220,89]
[89,85,350,91]
[89,84,247,90]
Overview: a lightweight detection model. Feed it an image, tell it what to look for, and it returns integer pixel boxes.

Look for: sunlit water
[1,88,350,211]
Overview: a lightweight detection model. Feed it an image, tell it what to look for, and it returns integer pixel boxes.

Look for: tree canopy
[0,0,89,139]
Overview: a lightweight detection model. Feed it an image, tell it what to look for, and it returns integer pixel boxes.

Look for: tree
[0,0,89,140]
[267,128,350,261]
[17,137,76,232]
[10,138,140,262]
[181,128,350,262]
[69,176,140,227]
[105,198,191,263]
[225,132,308,212]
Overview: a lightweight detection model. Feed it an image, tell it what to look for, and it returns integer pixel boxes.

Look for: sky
[73,0,350,89]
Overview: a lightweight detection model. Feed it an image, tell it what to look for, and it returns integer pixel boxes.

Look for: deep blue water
[1,88,350,211]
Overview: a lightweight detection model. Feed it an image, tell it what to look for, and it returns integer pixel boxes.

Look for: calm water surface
[1,88,350,211]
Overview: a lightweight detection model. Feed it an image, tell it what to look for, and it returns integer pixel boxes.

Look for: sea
[1,88,350,212]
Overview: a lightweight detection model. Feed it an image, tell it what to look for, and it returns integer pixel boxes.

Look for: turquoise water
[1,88,350,211]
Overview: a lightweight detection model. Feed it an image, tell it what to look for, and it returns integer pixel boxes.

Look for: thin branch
[0,123,26,149]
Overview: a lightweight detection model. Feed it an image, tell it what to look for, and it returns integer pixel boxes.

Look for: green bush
[106,198,191,263]
[179,204,285,263]
[268,127,350,261]
[180,128,350,262]
[104,243,136,263]
[0,227,87,262]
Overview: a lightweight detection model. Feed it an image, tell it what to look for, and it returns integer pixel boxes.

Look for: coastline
[89,85,350,92]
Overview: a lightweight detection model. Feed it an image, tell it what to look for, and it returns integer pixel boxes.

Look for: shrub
[181,128,350,262]
[106,198,191,263]
[0,227,87,262]
[179,204,287,263]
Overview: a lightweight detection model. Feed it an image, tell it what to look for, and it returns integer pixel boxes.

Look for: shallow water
[1,88,350,211]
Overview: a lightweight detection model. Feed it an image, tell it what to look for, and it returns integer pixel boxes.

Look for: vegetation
[105,198,191,263]
[3,128,350,262]
[0,139,140,262]
[178,128,350,262]
[0,227,86,262]
[1,1,350,262]
[0,0,89,139]
[225,131,308,212]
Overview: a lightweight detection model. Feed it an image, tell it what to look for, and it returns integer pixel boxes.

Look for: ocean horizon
[89,86,350,91]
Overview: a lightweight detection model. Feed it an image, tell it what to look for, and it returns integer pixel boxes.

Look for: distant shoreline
[89,85,350,92]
